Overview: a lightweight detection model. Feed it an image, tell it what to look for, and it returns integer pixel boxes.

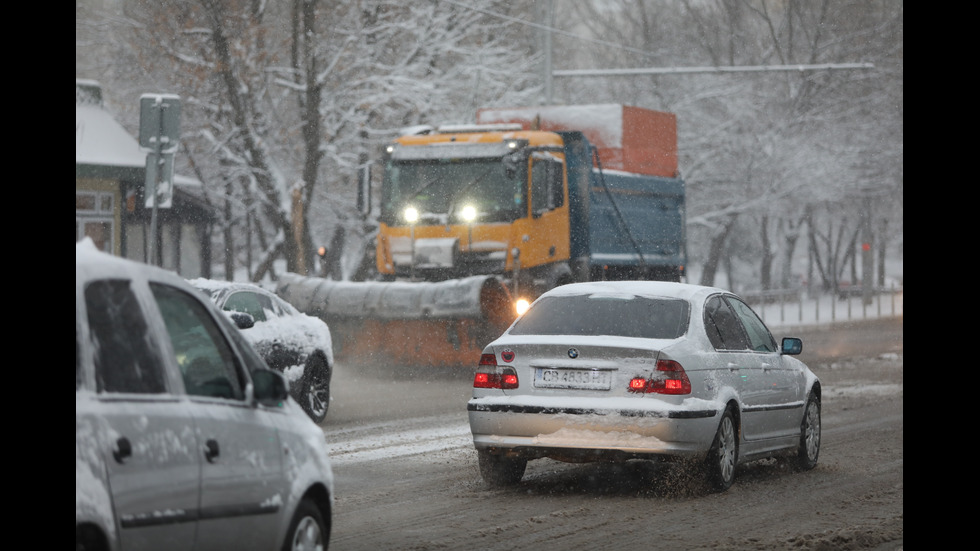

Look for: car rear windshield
[509,294,689,339]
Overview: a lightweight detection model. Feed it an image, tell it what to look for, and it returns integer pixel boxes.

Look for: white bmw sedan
[467,281,821,492]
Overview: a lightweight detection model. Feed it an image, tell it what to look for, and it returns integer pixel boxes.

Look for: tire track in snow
[324,416,472,464]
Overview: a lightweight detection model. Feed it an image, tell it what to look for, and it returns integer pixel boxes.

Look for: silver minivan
[76,239,334,551]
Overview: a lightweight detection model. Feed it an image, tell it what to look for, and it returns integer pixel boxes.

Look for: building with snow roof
[76,79,214,278]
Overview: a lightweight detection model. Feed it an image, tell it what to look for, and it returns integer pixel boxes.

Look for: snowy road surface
[321,318,903,550]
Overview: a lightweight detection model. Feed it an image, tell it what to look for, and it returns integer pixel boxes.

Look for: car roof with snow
[540,280,730,303]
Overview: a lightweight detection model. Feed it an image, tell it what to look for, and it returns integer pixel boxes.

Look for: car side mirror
[230,312,255,329]
[250,369,289,407]
[781,337,803,355]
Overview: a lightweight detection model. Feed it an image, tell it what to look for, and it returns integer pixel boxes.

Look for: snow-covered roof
[76,103,147,171]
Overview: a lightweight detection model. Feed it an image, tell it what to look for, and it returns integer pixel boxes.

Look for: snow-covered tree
[77,0,901,290]
[557,0,902,291]
[77,0,542,281]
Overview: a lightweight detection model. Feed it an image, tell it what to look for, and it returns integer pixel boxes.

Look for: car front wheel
[282,498,329,551]
[793,392,821,471]
[705,407,738,492]
[477,449,527,487]
[301,355,331,424]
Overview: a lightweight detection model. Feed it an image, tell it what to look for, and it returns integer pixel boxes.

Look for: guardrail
[745,286,903,329]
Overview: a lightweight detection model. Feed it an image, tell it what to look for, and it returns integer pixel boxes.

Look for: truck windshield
[381,158,526,225]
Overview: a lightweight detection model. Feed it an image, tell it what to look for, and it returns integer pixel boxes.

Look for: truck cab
[377,125,571,295]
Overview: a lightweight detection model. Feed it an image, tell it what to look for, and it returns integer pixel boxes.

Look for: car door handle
[204,439,220,463]
[726,362,739,372]
[113,437,132,463]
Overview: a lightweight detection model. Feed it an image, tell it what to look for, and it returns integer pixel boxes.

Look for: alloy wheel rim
[718,417,736,482]
[291,516,323,551]
[804,402,821,460]
[307,371,329,418]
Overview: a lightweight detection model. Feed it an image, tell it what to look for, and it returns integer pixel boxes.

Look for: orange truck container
[476,104,678,178]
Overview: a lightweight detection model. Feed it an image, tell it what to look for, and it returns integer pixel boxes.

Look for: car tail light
[628,359,691,395]
[473,353,519,389]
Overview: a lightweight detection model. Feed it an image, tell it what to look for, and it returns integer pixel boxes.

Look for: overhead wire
[437,0,660,58]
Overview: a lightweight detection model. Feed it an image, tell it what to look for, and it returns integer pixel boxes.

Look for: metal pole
[543,0,554,105]
[148,103,163,266]
[553,63,875,78]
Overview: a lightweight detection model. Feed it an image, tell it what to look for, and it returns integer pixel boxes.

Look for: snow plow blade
[276,273,517,368]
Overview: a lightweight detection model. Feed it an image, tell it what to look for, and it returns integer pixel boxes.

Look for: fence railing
[744,286,903,328]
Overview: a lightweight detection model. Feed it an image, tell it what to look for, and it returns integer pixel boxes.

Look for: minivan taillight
[628,359,691,395]
[473,353,519,389]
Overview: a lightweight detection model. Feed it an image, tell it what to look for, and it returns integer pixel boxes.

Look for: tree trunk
[253,240,285,283]
[779,216,802,289]
[297,0,323,277]
[292,186,308,276]
[699,216,738,287]
[202,0,296,276]
[877,217,889,287]
[223,177,235,281]
[760,215,772,290]
[806,209,829,292]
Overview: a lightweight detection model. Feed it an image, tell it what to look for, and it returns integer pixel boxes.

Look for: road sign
[139,94,181,152]
[139,93,181,265]
[144,152,175,209]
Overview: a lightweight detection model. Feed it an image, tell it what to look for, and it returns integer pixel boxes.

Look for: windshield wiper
[446,164,499,218]
[404,172,451,206]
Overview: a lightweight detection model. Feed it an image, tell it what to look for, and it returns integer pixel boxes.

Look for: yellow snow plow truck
[278,104,687,368]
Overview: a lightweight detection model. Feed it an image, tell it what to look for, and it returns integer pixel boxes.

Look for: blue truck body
[560,131,686,282]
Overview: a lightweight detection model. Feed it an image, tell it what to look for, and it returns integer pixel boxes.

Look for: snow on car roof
[541,280,728,302]
[188,277,278,296]
[76,237,184,287]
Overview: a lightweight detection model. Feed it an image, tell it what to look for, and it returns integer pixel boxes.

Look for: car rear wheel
[705,407,738,492]
[793,392,821,471]
[282,498,328,551]
[477,449,527,487]
[301,355,331,424]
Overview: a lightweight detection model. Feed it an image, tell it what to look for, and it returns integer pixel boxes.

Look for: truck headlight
[404,206,419,224]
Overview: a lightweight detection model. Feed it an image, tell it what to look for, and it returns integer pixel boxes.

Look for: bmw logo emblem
[567,348,579,359]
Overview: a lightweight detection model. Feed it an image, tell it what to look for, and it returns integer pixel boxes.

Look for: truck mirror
[503,153,522,179]
[357,164,372,216]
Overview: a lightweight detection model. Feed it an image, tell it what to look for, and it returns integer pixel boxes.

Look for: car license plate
[534,368,611,390]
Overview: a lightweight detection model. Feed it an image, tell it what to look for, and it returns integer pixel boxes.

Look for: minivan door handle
[204,439,220,463]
